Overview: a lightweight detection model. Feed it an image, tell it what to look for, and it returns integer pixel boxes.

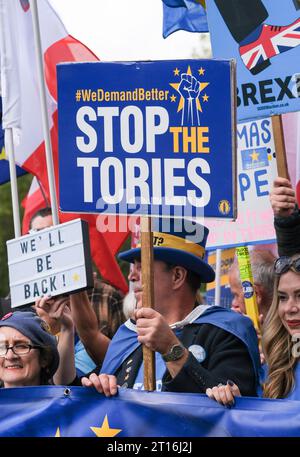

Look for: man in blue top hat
[82,218,260,396]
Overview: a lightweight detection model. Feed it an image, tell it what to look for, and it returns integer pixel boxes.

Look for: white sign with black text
[7,219,93,308]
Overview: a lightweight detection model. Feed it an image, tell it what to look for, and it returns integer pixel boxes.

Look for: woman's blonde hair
[262,257,300,398]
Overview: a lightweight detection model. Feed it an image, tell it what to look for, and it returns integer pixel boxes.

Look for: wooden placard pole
[141,216,156,391]
[271,115,289,179]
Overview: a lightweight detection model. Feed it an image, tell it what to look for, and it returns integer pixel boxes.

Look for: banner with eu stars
[0,386,300,437]
[57,59,236,220]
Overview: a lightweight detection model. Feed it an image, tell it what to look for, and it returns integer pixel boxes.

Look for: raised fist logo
[179,73,200,100]
[178,73,201,125]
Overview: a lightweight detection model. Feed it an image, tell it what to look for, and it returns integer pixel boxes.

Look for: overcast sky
[50,0,209,61]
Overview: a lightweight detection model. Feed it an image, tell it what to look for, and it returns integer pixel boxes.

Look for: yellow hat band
[197,0,206,9]
[137,232,205,259]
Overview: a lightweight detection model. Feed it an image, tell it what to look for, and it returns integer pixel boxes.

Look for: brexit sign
[57,59,236,219]
[7,220,93,307]
[206,0,300,121]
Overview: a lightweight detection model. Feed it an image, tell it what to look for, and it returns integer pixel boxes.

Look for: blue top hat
[119,218,215,283]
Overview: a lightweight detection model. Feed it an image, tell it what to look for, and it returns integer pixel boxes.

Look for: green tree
[191,34,212,59]
[0,174,32,297]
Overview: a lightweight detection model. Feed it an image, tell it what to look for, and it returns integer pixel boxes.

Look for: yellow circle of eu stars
[218,200,231,215]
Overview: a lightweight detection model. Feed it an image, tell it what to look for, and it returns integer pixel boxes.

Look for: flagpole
[36,176,50,207]
[214,248,222,305]
[0,0,21,238]
[6,129,21,237]
[29,0,59,226]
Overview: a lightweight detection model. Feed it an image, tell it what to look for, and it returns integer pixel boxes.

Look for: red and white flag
[21,176,49,234]
[0,0,129,292]
[0,0,98,190]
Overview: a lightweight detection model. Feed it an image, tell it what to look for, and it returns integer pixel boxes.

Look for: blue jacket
[101,306,261,395]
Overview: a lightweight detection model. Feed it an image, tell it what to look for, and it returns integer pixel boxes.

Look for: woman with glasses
[206,254,300,406]
[0,311,59,387]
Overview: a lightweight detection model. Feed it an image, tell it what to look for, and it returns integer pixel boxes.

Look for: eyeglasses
[0,343,41,357]
[274,256,300,276]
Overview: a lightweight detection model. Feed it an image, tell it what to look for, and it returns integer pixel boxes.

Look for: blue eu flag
[241,147,269,171]
[0,386,300,437]
[0,98,27,185]
[162,0,209,38]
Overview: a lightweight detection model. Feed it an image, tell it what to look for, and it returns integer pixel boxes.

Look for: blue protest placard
[206,0,300,121]
[57,59,236,219]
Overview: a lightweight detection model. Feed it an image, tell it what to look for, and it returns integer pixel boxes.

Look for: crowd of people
[0,177,299,417]
[207,177,300,405]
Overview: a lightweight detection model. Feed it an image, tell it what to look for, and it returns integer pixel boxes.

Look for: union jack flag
[240,17,300,75]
